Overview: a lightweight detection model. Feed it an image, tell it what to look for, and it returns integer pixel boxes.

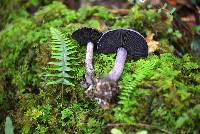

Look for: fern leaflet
[46,27,75,86]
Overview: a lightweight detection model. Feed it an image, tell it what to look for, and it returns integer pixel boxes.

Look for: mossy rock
[0,1,199,133]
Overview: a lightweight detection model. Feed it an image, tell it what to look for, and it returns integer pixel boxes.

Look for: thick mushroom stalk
[85,42,94,85]
[105,47,127,81]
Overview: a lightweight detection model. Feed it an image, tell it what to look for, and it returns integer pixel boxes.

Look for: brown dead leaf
[167,0,192,6]
[145,33,159,53]
[167,0,177,6]
[99,21,108,32]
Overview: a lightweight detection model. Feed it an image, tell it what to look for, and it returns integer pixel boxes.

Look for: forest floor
[0,0,200,134]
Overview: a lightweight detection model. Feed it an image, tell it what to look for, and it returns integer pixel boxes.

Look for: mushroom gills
[97,28,148,58]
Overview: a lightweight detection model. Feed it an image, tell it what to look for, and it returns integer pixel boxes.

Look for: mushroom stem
[105,47,127,81]
[85,42,94,85]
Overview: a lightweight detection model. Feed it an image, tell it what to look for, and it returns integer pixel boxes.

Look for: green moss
[34,1,78,25]
[78,5,112,23]
[0,1,199,133]
[113,53,200,133]
[112,4,184,54]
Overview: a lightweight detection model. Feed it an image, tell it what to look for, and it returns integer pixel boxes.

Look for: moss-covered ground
[0,1,200,133]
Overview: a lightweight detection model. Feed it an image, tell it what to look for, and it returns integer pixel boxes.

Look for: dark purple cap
[97,28,148,57]
[71,27,103,45]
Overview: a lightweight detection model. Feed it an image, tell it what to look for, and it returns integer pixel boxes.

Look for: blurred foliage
[0,1,199,133]
[0,0,54,30]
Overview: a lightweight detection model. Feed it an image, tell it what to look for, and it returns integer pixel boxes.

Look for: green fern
[119,59,158,106]
[47,27,76,86]
[115,57,159,123]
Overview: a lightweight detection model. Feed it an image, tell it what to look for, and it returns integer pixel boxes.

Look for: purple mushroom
[89,28,148,109]
[72,27,103,87]
[72,28,148,109]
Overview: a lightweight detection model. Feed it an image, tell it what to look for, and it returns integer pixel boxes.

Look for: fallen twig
[110,9,129,15]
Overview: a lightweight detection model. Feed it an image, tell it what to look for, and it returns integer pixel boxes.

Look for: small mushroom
[72,27,103,87]
[88,28,148,109]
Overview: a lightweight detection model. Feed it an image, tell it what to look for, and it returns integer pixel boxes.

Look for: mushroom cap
[71,27,103,45]
[97,28,148,57]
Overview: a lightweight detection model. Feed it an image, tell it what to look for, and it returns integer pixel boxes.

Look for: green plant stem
[61,83,63,107]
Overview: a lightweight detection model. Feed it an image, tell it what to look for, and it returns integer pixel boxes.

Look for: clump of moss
[0,1,109,133]
[0,1,199,134]
[111,53,200,133]
[0,0,55,30]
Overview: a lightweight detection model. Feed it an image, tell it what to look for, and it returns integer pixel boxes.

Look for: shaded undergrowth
[0,1,199,133]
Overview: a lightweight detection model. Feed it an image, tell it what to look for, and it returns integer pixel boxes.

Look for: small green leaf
[175,115,189,129]
[5,116,14,134]
[136,130,148,134]
[111,128,124,134]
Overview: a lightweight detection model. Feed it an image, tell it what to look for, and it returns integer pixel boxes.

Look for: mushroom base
[85,77,118,109]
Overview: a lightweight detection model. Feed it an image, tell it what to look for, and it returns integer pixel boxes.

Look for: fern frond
[46,27,76,86]
[115,57,159,123]
[119,59,158,107]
